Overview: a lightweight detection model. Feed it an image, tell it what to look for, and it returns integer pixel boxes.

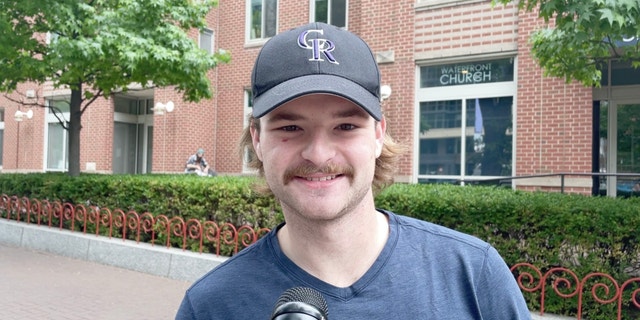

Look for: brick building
[1,0,639,197]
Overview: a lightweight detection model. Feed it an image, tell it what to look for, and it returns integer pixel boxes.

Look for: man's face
[251,94,385,221]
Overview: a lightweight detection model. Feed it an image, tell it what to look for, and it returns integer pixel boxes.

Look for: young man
[184,148,214,176]
[176,22,531,319]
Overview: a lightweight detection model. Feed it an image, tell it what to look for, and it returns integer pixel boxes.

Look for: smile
[304,175,338,182]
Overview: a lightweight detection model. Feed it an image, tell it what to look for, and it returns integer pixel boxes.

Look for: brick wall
[79,97,113,172]
[415,1,519,60]
[515,8,592,192]
[0,0,601,192]
[0,82,45,171]
[357,0,416,178]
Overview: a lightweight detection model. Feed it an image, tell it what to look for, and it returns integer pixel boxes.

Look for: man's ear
[375,138,383,158]
[375,117,386,158]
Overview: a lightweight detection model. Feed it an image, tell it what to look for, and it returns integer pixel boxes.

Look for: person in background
[176,22,530,319]
[184,148,215,176]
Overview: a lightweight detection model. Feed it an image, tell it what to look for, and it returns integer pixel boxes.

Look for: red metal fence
[2,194,640,319]
[511,263,640,319]
[0,195,270,255]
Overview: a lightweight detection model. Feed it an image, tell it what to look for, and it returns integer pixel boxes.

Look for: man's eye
[337,124,356,130]
[280,125,299,132]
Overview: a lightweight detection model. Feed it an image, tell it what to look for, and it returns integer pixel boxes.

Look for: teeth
[305,175,337,181]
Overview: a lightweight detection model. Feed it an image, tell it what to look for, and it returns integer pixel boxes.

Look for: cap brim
[252,74,381,121]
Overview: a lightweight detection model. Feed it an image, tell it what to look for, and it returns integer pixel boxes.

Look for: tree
[0,0,230,176]
[492,0,640,86]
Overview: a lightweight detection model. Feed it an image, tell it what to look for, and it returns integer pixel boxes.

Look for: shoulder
[385,210,491,253]
[189,236,270,289]
[184,229,283,301]
[179,229,292,318]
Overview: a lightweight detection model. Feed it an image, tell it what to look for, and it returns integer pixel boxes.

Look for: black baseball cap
[251,22,382,120]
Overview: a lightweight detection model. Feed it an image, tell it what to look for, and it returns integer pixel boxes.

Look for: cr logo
[298,29,339,64]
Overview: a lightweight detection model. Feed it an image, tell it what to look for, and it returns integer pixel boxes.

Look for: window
[112,97,154,174]
[418,98,513,177]
[200,28,214,54]
[417,57,516,183]
[248,0,277,40]
[312,0,347,28]
[45,99,70,171]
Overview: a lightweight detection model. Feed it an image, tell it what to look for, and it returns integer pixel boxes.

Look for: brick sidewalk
[0,244,192,320]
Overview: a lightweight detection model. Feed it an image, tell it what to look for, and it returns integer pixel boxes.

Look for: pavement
[0,244,192,320]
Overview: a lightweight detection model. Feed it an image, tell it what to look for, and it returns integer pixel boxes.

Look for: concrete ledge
[0,219,225,282]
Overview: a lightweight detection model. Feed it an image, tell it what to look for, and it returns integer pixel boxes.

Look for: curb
[0,219,226,282]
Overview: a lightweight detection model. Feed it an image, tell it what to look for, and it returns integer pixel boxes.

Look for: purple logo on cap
[297,29,339,64]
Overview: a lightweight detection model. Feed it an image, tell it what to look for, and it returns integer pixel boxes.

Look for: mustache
[283,162,354,183]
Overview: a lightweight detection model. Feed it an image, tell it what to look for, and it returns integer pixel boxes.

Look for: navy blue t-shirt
[176,210,530,319]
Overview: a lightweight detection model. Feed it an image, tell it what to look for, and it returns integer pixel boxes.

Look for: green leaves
[0,0,228,102]
[493,0,640,87]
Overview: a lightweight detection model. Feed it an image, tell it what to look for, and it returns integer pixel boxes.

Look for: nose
[300,130,336,166]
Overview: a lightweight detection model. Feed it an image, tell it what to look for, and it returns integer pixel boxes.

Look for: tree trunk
[68,87,83,177]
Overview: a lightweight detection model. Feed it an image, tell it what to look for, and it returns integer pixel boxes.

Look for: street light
[153,101,175,115]
[380,85,392,101]
[14,109,33,122]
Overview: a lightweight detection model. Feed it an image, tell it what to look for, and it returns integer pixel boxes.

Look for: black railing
[455,172,640,196]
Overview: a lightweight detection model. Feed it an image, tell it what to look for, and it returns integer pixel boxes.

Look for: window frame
[199,28,214,54]
[310,0,348,28]
[246,0,278,42]
[415,56,518,184]
[44,98,70,172]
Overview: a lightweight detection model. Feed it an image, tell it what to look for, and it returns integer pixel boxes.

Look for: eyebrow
[267,107,370,123]
[334,108,370,119]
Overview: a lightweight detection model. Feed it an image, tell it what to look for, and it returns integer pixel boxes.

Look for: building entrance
[598,100,640,197]
[593,60,640,197]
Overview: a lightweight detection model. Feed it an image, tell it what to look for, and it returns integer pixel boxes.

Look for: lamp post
[153,101,175,172]
[14,109,34,169]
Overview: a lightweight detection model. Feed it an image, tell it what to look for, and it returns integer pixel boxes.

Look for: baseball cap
[251,22,382,120]
[197,148,205,155]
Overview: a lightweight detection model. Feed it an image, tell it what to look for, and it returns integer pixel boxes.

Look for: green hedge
[0,173,282,228]
[0,173,282,254]
[377,183,640,274]
[2,173,640,318]
[376,183,640,319]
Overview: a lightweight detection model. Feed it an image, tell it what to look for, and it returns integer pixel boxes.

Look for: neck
[277,206,389,288]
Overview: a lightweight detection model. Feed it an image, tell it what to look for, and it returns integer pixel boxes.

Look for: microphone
[270,287,329,320]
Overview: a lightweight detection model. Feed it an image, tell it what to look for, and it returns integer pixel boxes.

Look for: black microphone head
[270,287,329,320]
